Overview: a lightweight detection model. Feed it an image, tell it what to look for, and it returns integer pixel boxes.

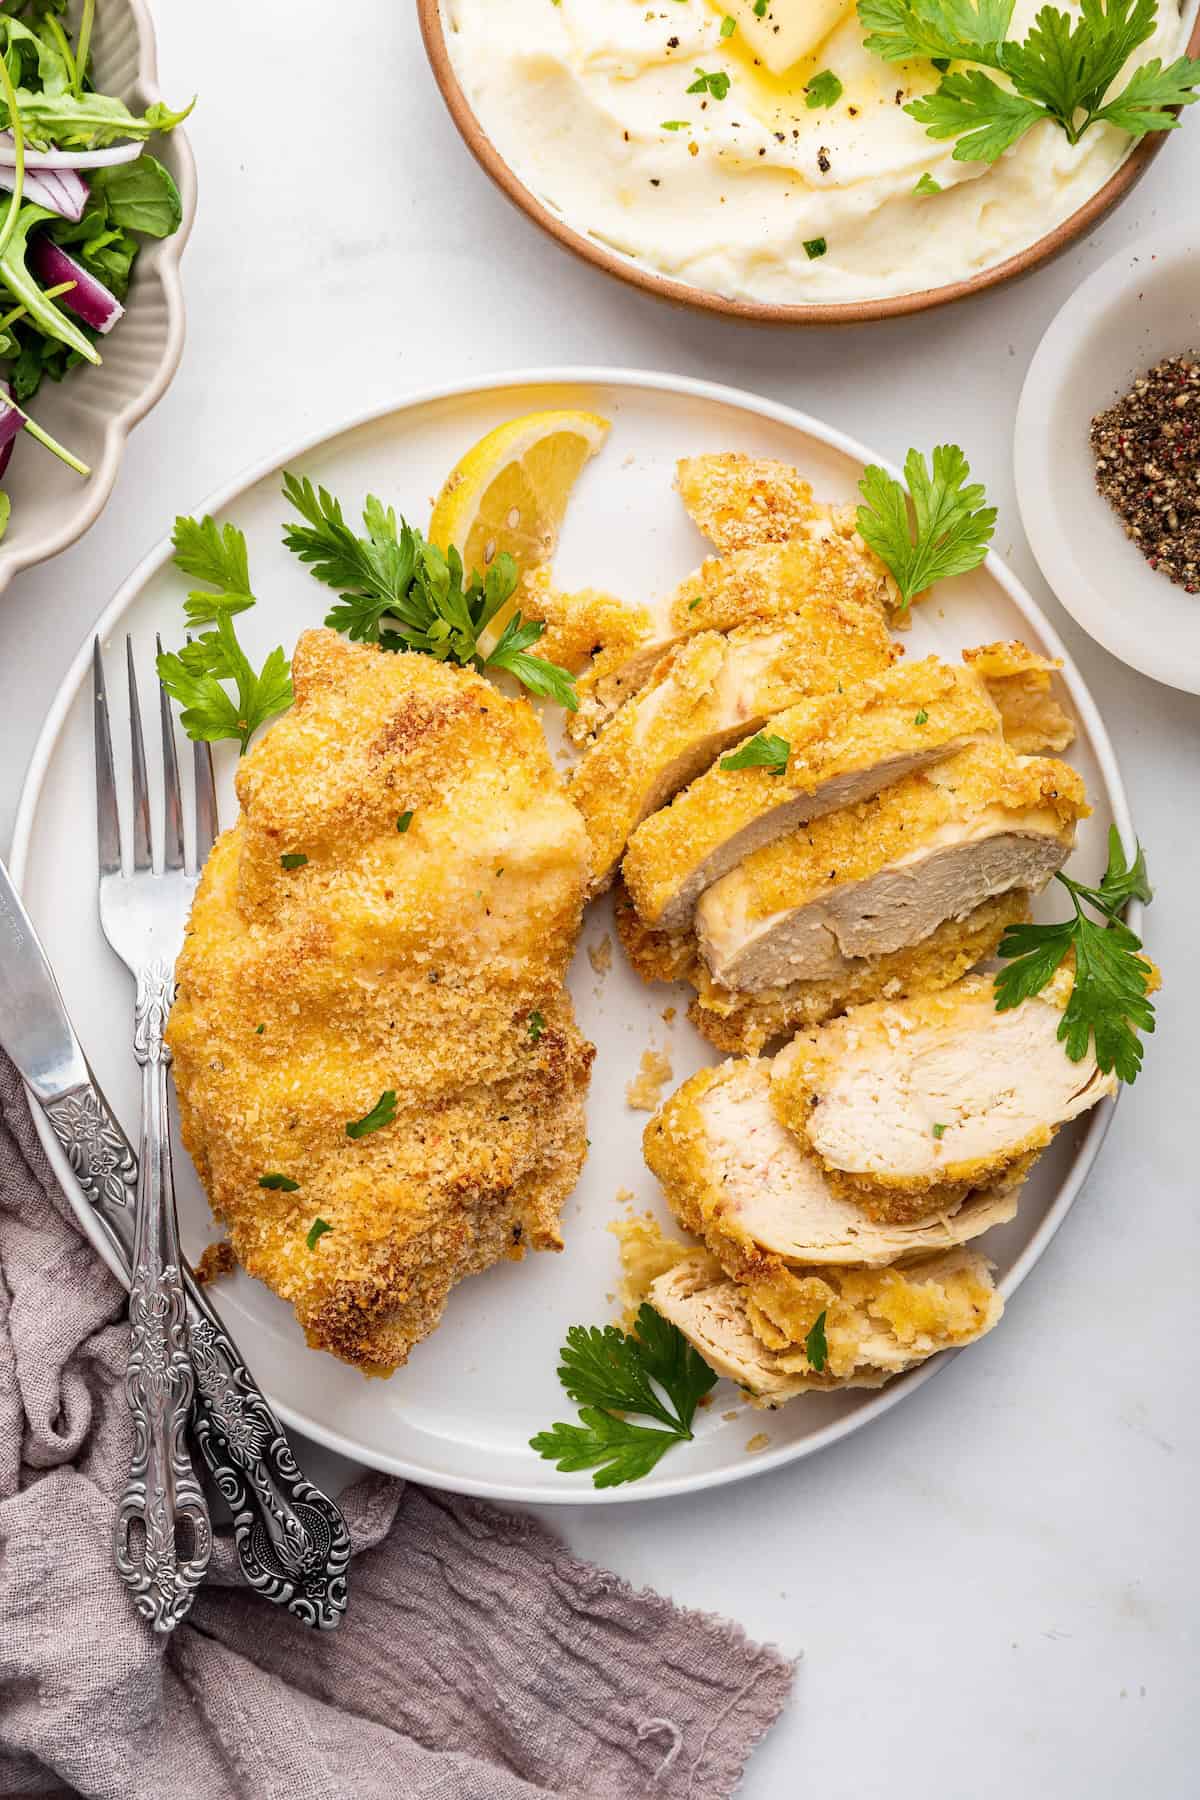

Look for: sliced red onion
[0,163,88,221]
[0,383,19,481]
[0,132,144,170]
[28,236,124,334]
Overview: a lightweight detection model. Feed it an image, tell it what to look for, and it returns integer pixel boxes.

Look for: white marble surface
[3,4,1197,1793]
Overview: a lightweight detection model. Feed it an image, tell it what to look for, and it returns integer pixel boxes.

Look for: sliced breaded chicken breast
[622,657,1001,930]
[676,453,819,551]
[570,610,896,889]
[570,534,896,742]
[964,640,1076,755]
[168,630,594,1375]
[694,741,1087,992]
[643,1058,1022,1284]
[647,1247,1002,1400]
[770,967,1118,1223]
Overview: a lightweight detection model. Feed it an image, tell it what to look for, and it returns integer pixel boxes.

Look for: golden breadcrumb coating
[168,630,594,1374]
[517,566,652,675]
[571,534,898,742]
[639,1242,1002,1400]
[769,967,1114,1222]
[676,453,818,551]
[570,605,894,889]
[702,740,1087,930]
[964,640,1076,755]
[622,657,1002,929]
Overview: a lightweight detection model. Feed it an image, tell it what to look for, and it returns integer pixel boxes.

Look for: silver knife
[0,857,351,1629]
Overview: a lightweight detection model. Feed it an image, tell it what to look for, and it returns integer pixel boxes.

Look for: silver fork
[94,636,213,1631]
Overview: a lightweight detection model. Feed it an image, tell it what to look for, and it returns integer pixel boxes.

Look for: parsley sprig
[720,731,791,774]
[531,1304,717,1488]
[156,516,293,753]
[859,0,1200,163]
[995,828,1155,1083]
[280,474,577,710]
[856,444,996,607]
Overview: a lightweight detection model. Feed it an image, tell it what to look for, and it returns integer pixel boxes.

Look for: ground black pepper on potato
[1091,354,1200,594]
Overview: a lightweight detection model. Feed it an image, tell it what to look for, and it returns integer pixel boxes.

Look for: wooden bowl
[419,0,1200,325]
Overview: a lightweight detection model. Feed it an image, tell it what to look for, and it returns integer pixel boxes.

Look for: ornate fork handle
[113,959,212,1631]
[44,1073,351,1629]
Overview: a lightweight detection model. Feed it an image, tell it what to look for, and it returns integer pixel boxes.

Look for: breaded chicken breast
[167,629,594,1374]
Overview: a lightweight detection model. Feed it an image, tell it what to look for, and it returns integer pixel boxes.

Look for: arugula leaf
[995,829,1155,1083]
[720,731,791,774]
[280,473,578,708]
[856,444,996,606]
[5,83,194,149]
[346,1090,398,1140]
[93,156,182,237]
[532,1304,718,1488]
[0,490,10,542]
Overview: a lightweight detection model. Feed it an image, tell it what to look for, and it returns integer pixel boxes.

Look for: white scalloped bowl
[0,0,195,593]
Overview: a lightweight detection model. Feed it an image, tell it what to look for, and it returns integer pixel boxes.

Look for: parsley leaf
[531,1305,718,1488]
[914,171,943,192]
[995,828,1155,1083]
[804,236,829,259]
[170,513,255,620]
[346,1090,398,1140]
[306,1218,334,1250]
[688,67,732,98]
[396,810,413,833]
[856,444,996,607]
[720,731,791,774]
[280,473,577,709]
[861,0,1200,162]
[806,70,844,106]
[527,1009,546,1043]
[280,852,308,870]
[805,1310,829,1373]
[259,1173,300,1192]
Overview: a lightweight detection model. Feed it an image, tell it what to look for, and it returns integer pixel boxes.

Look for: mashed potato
[443,0,1184,304]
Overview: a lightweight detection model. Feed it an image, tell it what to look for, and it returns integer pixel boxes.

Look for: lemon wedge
[429,409,610,659]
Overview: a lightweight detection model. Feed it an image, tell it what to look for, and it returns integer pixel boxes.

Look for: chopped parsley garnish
[720,14,737,36]
[995,828,1155,1084]
[280,852,308,870]
[856,444,996,608]
[661,119,691,129]
[280,473,577,710]
[805,1310,829,1374]
[530,1304,718,1488]
[259,1173,300,1192]
[913,171,942,194]
[754,0,769,14]
[688,594,704,610]
[255,1024,265,1034]
[396,810,413,833]
[858,0,1200,164]
[932,1122,947,1139]
[914,708,929,725]
[720,732,791,775]
[346,1090,398,1139]
[306,1218,334,1250]
[527,1009,546,1043]
[806,70,844,107]
[156,515,293,754]
[688,67,732,98]
[803,236,828,259]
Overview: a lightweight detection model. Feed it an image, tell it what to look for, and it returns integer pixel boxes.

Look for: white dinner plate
[11,369,1137,1504]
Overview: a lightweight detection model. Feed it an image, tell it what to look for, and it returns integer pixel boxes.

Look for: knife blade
[0,854,351,1628]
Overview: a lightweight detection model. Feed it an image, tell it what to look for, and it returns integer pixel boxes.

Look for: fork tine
[125,637,152,873]
[192,738,219,869]
[156,634,185,873]
[93,639,121,878]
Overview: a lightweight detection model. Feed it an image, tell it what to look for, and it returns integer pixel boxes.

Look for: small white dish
[0,0,196,594]
[1015,224,1200,695]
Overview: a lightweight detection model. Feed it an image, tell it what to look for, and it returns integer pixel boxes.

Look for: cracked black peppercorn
[1091,353,1200,595]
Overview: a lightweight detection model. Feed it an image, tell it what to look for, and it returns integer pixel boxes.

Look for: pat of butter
[723,0,856,74]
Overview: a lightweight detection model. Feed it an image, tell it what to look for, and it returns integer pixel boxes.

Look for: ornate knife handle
[113,961,212,1632]
[43,1068,351,1630]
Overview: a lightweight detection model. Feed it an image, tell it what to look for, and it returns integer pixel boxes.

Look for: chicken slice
[570,609,896,890]
[676,453,819,552]
[771,967,1119,1223]
[647,1248,1002,1401]
[694,741,1087,992]
[643,1058,1022,1284]
[622,657,1001,930]
[570,534,896,742]
[964,640,1076,755]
